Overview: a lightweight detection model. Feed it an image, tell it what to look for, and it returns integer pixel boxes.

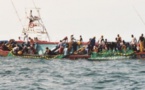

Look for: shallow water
[0,57,145,90]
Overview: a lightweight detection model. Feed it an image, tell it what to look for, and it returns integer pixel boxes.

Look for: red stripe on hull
[0,49,9,56]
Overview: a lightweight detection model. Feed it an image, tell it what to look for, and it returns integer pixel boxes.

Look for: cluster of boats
[0,5,145,61]
[0,39,144,60]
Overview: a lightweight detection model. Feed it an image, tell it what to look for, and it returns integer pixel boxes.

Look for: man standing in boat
[139,34,144,52]
[62,36,68,42]
[23,33,29,44]
[130,34,137,51]
[90,36,96,51]
[28,10,34,28]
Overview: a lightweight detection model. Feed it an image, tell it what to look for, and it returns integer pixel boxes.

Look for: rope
[10,0,24,29]
[31,0,51,41]
[129,0,145,27]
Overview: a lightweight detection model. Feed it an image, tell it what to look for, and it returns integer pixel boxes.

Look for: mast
[22,8,50,41]
[129,0,145,27]
[32,0,51,41]
[11,0,50,41]
[11,0,24,29]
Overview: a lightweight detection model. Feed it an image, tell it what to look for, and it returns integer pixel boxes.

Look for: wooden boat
[66,54,90,60]
[135,52,145,59]
[1,42,144,60]
[3,50,90,60]
[87,50,136,61]
[0,49,9,57]
[0,1,144,60]
[5,51,62,60]
[88,55,134,61]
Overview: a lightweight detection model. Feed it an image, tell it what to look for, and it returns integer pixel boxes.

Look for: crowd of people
[1,9,143,57]
[44,33,145,57]
[0,34,38,55]
[0,34,145,56]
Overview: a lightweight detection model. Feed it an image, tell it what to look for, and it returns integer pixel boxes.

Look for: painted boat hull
[66,55,90,60]
[135,52,145,59]
[0,49,143,60]
[88,55,134,61]
[1,40,145,60]
[6,51,62,60]
[0,49,9,56]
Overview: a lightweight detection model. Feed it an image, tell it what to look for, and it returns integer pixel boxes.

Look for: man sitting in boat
[21,44,28,55]
[1,42,9,51]
[4,39,15,51]
[74,46,87,55]
[44,47,52,55]
[12,44,19,55]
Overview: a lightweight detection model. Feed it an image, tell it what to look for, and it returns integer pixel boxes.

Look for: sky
[0,0,145,42]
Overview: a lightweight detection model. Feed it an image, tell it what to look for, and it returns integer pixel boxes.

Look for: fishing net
[90,48,135,59]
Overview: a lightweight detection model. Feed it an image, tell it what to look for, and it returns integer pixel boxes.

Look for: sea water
[0,57,145,90]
